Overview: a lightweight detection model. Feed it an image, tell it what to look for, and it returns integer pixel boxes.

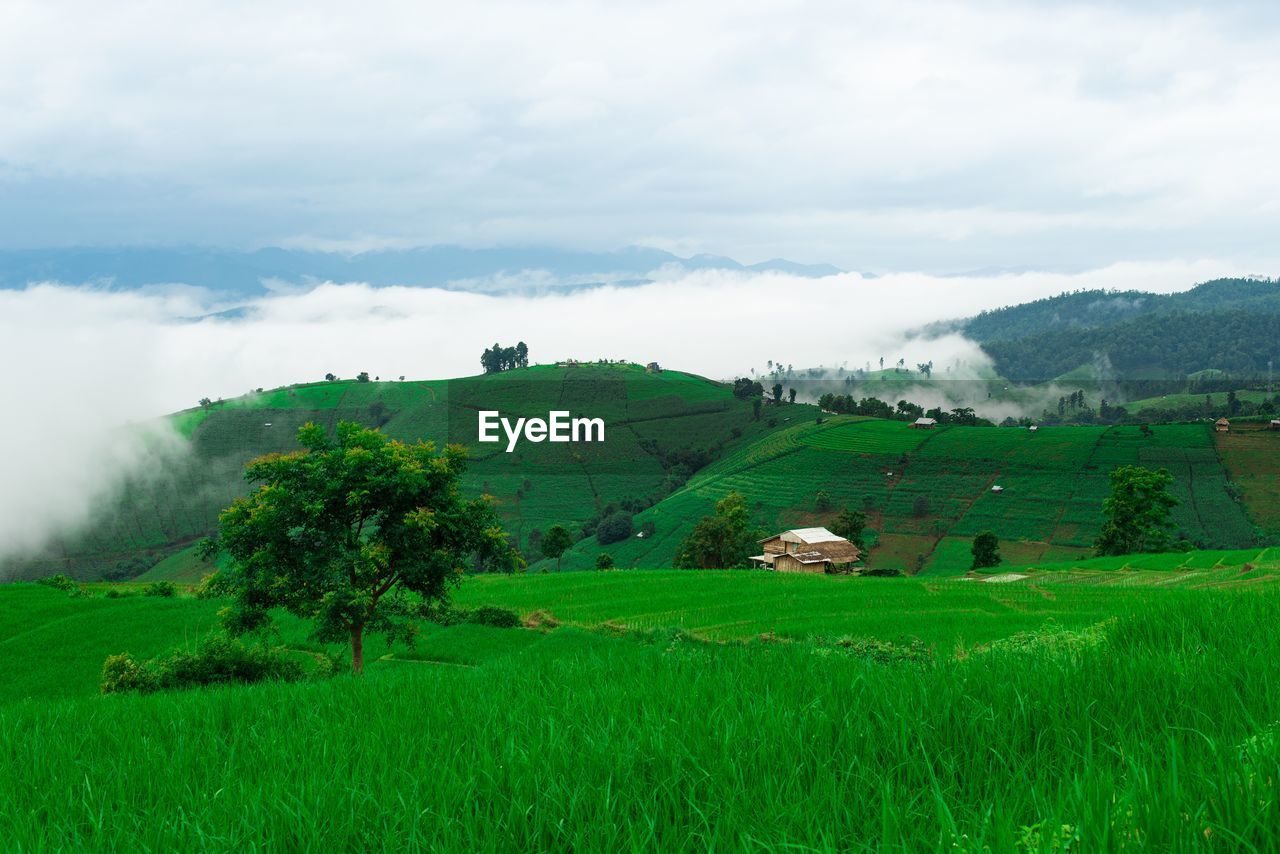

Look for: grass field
[4,572,1280,849]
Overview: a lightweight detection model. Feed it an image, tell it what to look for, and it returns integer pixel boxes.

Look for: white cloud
[1,2,1280,268]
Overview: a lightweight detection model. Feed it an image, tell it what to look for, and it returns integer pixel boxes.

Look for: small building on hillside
[991,485,1005,493]
[749,527,862,574]
[1028,425,1039,433]
[1270,419,1280,431]
[910,417,938,430]
[645,361,662,373]
[1215,418,1231,433]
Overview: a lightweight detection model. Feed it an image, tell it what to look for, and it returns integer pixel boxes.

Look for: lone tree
[1095,465,1179,556]
[540,524,574,570]
[831,506,867,549]
[772,382,784,403]
[673,492,760,569]
[971,531,1001,570]
[203,421,514,675]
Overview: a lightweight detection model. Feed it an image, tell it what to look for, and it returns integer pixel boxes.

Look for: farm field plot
[1217,424,1280,535]
[556,419,1263,571]
[4,575,1280,849]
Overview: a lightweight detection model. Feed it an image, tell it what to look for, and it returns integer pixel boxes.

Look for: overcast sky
[2,1,1280,272]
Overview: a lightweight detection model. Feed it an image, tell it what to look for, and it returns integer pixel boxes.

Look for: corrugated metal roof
[783,527,844,543]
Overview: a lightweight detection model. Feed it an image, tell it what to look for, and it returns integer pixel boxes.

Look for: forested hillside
[962,278,1280,381]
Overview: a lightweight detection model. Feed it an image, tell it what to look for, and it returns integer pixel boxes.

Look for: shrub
[596,553,615,570]
[596,512,634,545]
[104,588,136,599]
[193,571,232,599]
[832,636,933,666]
[37,574,79,594]
[100,654,159,694]
[465,606,522,629]
[142,581,177,598]
[101,635,307,695]
[419,603,522,628]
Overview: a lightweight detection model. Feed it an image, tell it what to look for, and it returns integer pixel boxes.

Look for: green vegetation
[3,572,1280,848]
[207,422,514,674]
[6,364,787,580]
[1095,465,1179,555]
[555,417,1272,573]
[971,531,1001,569]
[965,277,1280,381]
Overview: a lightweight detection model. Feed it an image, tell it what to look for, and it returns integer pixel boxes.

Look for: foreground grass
[2,590,1280,849]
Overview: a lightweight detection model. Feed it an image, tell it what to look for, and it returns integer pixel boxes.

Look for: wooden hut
[1269,419,1280,431]
[750,527,862,574]
[1215,418,1231,433]
[910,417,938,430]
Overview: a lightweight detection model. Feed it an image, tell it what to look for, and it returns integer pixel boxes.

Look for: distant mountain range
[0,246,844,296]
[955,278,1280,381]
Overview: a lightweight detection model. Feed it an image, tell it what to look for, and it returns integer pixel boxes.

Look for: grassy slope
[3,578,1280,848]
[14,364,792,580]
[554,417,1274,572]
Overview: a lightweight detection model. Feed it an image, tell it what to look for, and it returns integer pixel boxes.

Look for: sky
[2,1,1280,272]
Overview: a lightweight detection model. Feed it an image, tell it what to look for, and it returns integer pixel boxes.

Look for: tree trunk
[351,624,365,676]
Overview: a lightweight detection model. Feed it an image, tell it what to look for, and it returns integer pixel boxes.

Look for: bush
[100,654,159,694]
[37,574,79,594]
[465,606,522,629]
[142,581,177,598]
[104,588,136,599]
[193,571,232,599]
[596,553,615,570]
[101,635,307,695]
[418,603,522,629]
[596,511,634,545]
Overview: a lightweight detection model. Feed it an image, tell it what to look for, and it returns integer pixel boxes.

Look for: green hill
[552,417,1280,572]
[8,364,799,580]
[961,278,1280,382]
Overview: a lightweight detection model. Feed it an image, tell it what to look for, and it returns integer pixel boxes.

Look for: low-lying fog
[0,258,1239,564]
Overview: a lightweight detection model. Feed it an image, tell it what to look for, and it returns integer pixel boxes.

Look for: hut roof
[1216,417,1231,425]
[913,417,937,426]
[808,540,862,563]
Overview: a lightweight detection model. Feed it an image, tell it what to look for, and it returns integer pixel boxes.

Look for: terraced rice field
[560,418,1271,573]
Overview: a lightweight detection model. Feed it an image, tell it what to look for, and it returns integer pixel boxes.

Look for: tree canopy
[540,524,574,569]
[1095,465,1179,556]
[971,532,1001,570]
[205,421,514,674]
[673,492,760,569]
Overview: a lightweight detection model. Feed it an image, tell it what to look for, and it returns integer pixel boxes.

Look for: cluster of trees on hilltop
[480,341,529,373]
[818,393,989,426]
